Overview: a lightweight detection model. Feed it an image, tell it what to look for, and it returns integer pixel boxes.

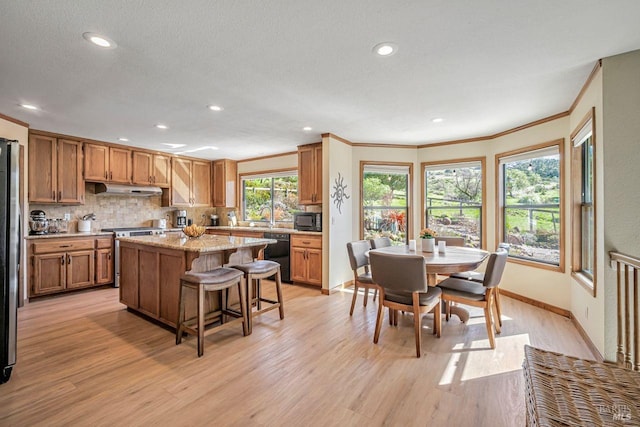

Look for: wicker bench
[523,345,640,426]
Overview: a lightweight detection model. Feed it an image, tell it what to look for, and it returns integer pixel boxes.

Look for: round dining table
[367,245,490,322]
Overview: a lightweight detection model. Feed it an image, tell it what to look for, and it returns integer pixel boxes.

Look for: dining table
[367,244,490,321]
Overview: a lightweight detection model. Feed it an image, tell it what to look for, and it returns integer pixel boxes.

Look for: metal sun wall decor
[331,172,350,214]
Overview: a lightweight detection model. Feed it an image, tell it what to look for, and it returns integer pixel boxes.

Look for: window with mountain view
[242,171,298,223]
[498,141,563,267]
[361,163,412,245]
[424,159,484,248]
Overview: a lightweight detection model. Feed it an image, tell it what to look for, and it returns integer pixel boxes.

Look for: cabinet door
[32,253,66,295]
[57,139,84,204]
[109,147,132,184]
[171,158,192,206]
[66,250,95,289]
[84,143,109,181]
[212,160,225,207]
[297,146,315,205]
[138,250,159,316]
[290,247,308,282]
[313,144,322,203]
[119,246,139,308]
[95,248,113,284]
[192,160,211,206]
[153,154,171,187]
[132,151,153,185]
[28,134,57,203]
[212,159,237,207]
[306,248,322,286]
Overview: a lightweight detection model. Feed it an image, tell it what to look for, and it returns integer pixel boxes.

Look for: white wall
[237,153,297,175]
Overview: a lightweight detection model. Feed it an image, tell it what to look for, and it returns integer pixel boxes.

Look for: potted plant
[419,227,437,252]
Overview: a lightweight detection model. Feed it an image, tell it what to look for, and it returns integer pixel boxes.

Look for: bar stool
[232,260,284,334]
[176,268,247,357]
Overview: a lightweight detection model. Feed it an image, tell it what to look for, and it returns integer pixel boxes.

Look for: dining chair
[435,236,465,247]
[346,240,378,315]
[436,250,508,349]
[449,243,510,324]
[369,236,392,249]
[369,251,442,358]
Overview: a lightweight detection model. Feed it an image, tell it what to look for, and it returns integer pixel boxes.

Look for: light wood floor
[0,284,594,426]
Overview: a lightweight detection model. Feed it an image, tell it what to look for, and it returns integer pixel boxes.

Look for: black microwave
[294,212,322,232]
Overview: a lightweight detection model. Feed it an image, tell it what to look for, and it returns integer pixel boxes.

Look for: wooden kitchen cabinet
[290,234,322,286]
[84,143,132,184]
[298,143,322,205]
[28,134,84,204]
[132,151,171,187]
[212,159,237,207]
[166,158,211,207]
[29,236,114,297]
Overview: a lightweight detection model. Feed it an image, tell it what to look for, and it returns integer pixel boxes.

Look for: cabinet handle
[58,191,62,200]
[61,256,65,265]
[110,171,113,180]
[149,175,152,183]
[302,241,311,245]
[105,171,108,179]
[108,253,111,260]
[60,245,70,248]
[67,255,71,264]
[52,190,55,200]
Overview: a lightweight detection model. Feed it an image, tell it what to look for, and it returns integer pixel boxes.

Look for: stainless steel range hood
[95,183,163,196]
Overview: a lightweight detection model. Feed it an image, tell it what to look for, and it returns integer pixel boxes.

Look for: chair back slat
[435,237,465,247]
[369,252,427,293]
[347,240,371,272]
[483,250,508,288]
[370,237,392,249]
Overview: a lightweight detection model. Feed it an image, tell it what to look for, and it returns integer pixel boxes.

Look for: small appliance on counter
[227,211,237,227]
[29,210,48,235]
[47,218,69,234]
[152,218,167,229]
[174,210,187,227]
[294,212,322,232]
[210,214,219,226]
[78,213,96,232]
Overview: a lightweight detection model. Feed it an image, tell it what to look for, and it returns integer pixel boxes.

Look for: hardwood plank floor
[0,284,594,426]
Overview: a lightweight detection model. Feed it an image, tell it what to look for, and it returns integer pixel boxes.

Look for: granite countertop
[203,226,322,235]
[117,233,277,253]
[25,231,113,240]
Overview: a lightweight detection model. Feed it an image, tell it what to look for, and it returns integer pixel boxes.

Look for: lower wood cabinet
[29,236,114,297]
[290,234,322,286]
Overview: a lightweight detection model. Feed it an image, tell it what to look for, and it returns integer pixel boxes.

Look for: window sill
[571,271,595,296]
[507,256,564,273]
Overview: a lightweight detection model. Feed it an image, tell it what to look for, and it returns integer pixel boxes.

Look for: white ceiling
[1,1,640,160]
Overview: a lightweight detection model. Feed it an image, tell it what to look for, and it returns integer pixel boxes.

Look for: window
[423,159,485,248]
[241,170,298,223]
[497,140,563,269]
[361,162,412,245]
[571,109,596,293]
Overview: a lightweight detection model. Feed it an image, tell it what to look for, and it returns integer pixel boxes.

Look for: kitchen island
[117,233,276,328]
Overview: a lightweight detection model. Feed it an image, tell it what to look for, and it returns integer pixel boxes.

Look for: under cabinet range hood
[95,183,163,196]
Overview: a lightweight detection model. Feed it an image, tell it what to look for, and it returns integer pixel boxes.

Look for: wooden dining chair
[449,243,510,324]
[437,250,508,349]
[369,251,442,358]
[369,237,392,249]
[346,240,378,315]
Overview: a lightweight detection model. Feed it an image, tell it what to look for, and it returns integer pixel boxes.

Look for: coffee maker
[174,210,187,227]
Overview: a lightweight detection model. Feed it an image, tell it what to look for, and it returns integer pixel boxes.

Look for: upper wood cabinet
[132,151,171,187]
[167,158,211,207]
[298,143,322,205]
[212,159,237,207]
[84,143,132,184]
[28,134,84,204]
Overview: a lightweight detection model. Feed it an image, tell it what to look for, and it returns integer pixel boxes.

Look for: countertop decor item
[182,224,206,238]
[419,228,437,252]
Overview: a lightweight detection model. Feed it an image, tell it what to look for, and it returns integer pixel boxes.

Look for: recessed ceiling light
[208,105,223,111]
[82,32,117,49]
[162,143,186,149]
[20,103,38,110]
[373,42,397,56]
[432,118,445,123]
[118,137,129,142]
[303,126,312,131]
[155,124,168,130]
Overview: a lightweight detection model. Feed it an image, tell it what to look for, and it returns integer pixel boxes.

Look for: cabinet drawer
[95,238,113,249]
[231,231,264,238]
[33,239,95,254]
[291,235,322,249]
[206,230,231,236]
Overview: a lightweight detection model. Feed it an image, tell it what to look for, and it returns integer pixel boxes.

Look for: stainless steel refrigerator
[0,138,19,384]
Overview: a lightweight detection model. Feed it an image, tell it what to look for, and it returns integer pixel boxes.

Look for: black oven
[294,212,322,232]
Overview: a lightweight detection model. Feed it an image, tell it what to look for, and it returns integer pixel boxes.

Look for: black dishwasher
[263,233,291,283]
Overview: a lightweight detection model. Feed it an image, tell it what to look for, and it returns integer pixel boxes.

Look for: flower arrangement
[419,228,437,239]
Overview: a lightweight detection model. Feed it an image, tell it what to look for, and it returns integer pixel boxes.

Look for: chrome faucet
[262,206,275,228]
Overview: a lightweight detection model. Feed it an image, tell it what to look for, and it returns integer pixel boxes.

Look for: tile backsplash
[31,184,219,232]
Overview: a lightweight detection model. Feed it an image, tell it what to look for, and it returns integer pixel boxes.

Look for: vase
[421,238,435,252]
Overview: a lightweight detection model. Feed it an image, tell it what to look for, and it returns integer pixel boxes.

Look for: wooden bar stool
[176,268,248,357]
[232,260,284,334]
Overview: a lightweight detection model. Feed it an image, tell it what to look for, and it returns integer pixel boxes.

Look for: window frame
[495,139,565,272]
[571,108,597,296]
[239,168,299,224]
[359,161,413,244]
[421,157,487,249]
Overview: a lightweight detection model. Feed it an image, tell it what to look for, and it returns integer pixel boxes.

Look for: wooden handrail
[610,251,640,371]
